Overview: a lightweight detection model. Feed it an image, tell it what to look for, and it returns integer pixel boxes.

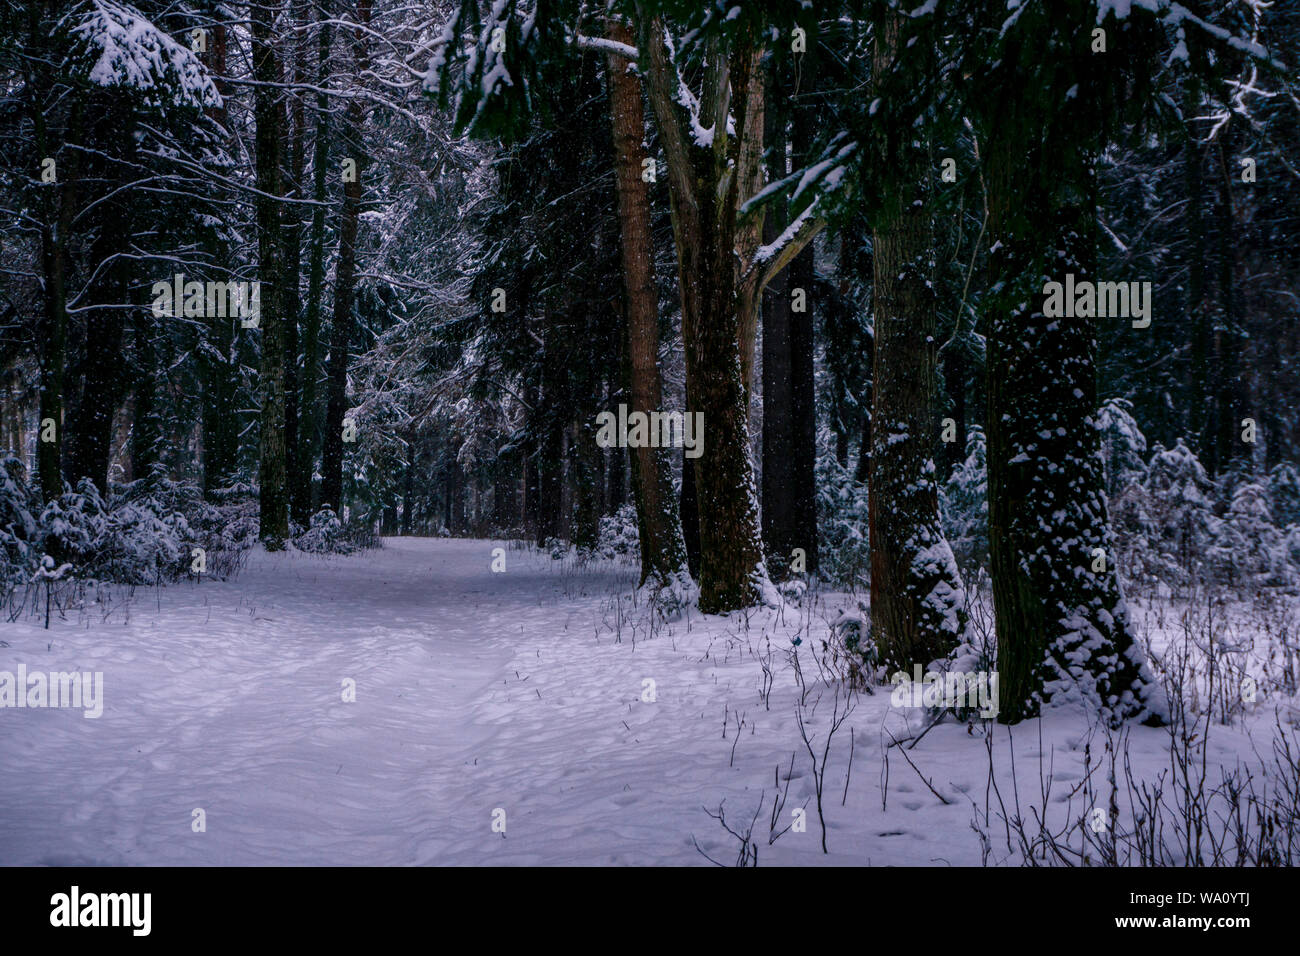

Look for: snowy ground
[1,538,1295,866]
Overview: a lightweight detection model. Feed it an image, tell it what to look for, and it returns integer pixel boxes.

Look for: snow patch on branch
[68,0,221,109]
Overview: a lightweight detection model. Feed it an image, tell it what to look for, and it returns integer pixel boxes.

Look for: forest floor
[1,538,1295,866]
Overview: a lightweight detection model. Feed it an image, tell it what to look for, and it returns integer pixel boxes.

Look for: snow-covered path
[1,538,535,864]
[1,538,783,865]
[1,538,1278,866]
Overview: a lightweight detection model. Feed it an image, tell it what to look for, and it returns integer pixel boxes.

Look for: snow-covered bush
[1098,398,1148,495]
[1269,463,1300,529]
[0,458,39,585]
[289,505,380,555]
[778,576,808,606]
[39,479,107,567]
[39,474,197,584]
[3,462,261,603]
[824,605,876,689]
[596,503,640,561]
[1109,440,1300,594]
[1214,481,1293,589]
[816,449,869,589]
[941,426,989,580]
[95,497,191,582]
[294,508,353,554]
[1128,440,1220,589]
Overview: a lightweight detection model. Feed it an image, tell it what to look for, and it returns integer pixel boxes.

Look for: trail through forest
[2,539,1276,866]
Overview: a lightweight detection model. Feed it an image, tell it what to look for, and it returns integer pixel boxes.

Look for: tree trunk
[33,94,78,500]
[70,98,131,492]
[1183,82,1212,471]
[536,321,565,546]
[635,16,768,611]
[1212,132,1241,475]
[868,10,964,670]
[200,18,238,492]
[761,78,797,576]
[299,11,333,513]
[979,3,1163,724]
[252,0,290,547]
[319,117,361,512]
[283,2,309,524]
[605,18,688,586]
[131,308,161,478]
[320,0,369,513]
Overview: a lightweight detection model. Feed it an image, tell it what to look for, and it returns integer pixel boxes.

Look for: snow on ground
[0,538,1294,865]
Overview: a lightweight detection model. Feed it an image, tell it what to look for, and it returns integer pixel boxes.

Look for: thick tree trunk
[680,447,701,580]
[682,240,767,609]
[867,10,964,669]
[320,96,363,513]
[980,3,1163,724]
[604,19,688,586]
[636,17,768,611]
[252,1,289,547]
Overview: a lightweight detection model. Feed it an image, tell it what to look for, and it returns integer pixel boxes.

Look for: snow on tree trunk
[978,2,1164,725]
[867,8,964,670]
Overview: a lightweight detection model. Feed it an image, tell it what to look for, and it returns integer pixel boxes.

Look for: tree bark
[321,0,370,513]
[69,96,131,492]
[201,17,237,492]
[979,2,1163,724]
[252,0,290,547]
[299,10,333,514]
[867,9,964,670]
[634,14,767,611]
[32,80,78,500]
[283,1,309,524]
[760,79,797,575]
[604,18,688,586]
